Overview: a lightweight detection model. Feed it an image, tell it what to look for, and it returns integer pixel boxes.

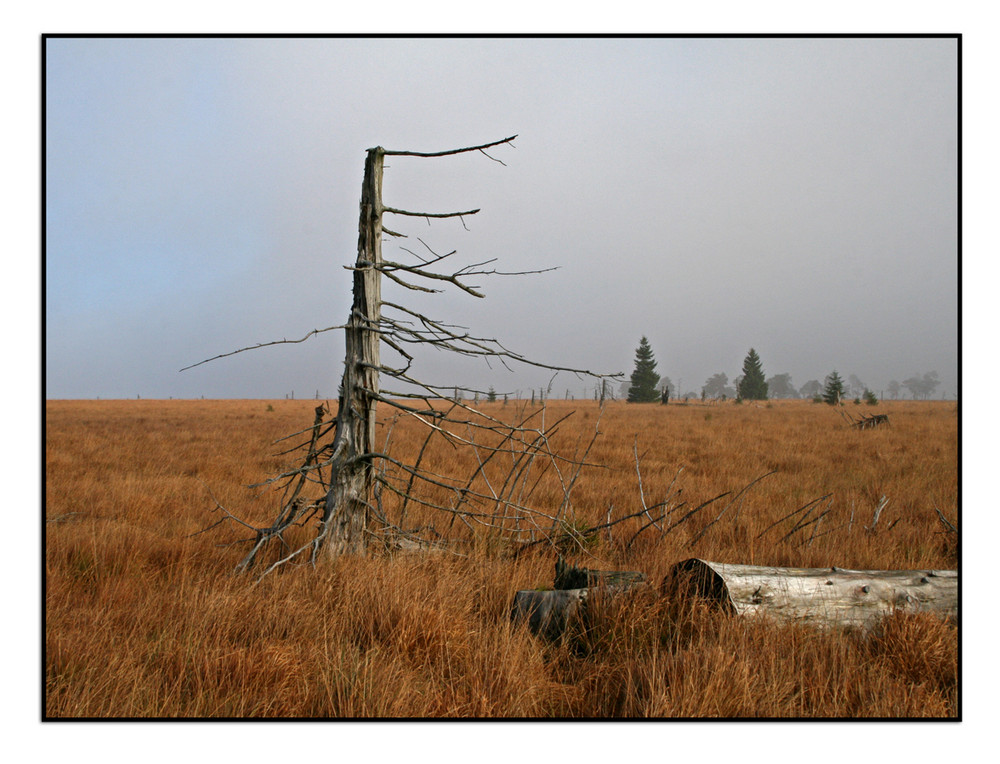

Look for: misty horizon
[45,36,958,402]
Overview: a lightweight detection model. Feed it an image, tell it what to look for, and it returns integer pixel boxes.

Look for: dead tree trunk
[189,135,622,576]
[321,148,384,558]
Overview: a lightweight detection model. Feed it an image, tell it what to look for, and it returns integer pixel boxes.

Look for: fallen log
[554,557,646,590]
[511,558,958,638]
[851,413,890,429]
[664,558,957,630]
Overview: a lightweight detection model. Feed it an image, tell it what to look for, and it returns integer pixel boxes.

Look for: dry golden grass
[45,397,958,718]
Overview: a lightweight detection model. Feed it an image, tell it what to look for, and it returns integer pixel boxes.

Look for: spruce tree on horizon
[627,336,661,403]
[823,370,846,405]
[736,348,769,400]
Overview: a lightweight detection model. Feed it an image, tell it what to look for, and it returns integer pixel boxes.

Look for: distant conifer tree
[736,348,769,400]
[627,337,661,403]
[823,371,846,405]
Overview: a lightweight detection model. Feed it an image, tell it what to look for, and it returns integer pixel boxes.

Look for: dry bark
[321,147,384,559]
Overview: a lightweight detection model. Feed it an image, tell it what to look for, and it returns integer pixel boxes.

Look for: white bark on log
[667,558,957,630]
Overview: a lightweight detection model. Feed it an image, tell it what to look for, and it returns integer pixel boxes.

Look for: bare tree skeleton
[188,137,626,576]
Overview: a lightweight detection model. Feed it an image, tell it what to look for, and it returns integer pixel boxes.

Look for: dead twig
[934,506,958,535]
[866,495,889,534]
[180,325,347,372]
[688,470,777,547]
[755,494,832,540]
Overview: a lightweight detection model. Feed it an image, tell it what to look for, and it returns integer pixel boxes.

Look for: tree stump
[511,558,647,638]
[510,588,589,641]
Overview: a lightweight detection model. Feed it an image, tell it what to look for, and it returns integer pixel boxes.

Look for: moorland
[45,397,958,717]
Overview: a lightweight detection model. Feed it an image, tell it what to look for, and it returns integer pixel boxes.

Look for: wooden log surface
[554,557,646,590]
[511,558,958,638]
[667,558,957,630]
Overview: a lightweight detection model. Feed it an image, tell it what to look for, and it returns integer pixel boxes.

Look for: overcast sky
[45,36,958,400]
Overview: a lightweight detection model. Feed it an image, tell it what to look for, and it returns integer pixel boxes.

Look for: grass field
[44,397,958,718]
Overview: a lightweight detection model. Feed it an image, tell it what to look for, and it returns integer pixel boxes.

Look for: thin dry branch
[180,325,347,372]
[632,438,662,533]
[380,300,621,380]
[688,470,777,547]
[381,135,517,158]
[379,258,488,297]
[934,506,958,535]
[782,508,831,546]
[867,495,890,534]
[383,206,481,220]
[755,494,832,540]
[656,492,731,540]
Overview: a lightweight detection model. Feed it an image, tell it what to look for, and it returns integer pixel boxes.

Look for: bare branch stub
[187,136,623,577]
